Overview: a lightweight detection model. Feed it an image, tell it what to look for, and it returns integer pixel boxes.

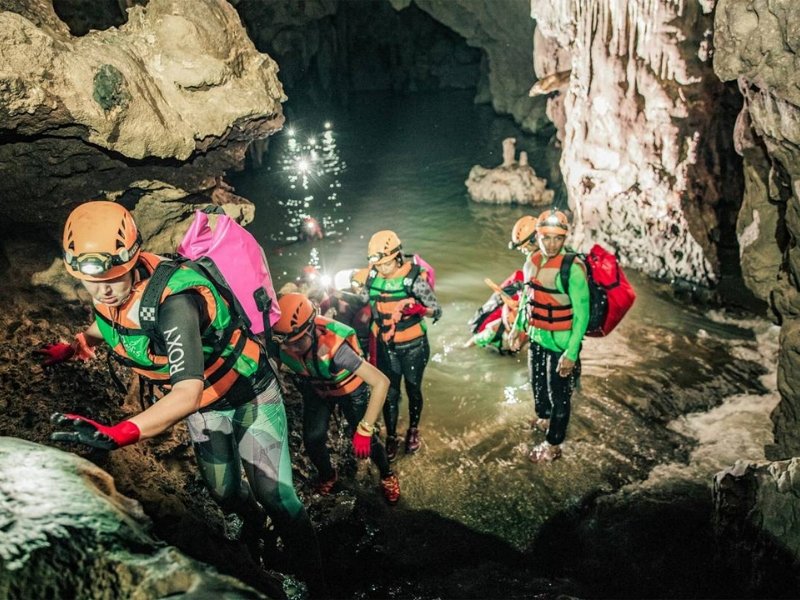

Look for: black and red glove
[401,303,428,318]
[36,333,96,366]
[35,342,75,366]
[50,413,140,450]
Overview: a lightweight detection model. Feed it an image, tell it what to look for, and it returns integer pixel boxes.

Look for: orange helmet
[509,216,537,249]
[62,201,142,281]
[350,267,369,289]
[274,293,316,342]
[535,209,569,235]
[367,230,402,265]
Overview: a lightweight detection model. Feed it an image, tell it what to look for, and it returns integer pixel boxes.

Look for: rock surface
[393,0,548,132]
[713,0,800,458]
[0,0,284,227]
[234,0,546,132]
[0,437,266,599]
[713,459,800,594]
[531,0,743,284]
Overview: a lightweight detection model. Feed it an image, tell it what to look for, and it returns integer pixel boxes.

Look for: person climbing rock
[273,293,399,505]
[508,209,589,464]
[361,230,441,461]
[43,201,328,597]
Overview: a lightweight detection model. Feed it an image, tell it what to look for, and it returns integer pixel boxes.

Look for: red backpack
[560,244,636,337]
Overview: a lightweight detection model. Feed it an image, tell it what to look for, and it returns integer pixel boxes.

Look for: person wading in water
[509,209,589,463]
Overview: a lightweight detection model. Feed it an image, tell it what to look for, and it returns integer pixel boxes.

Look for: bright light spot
[320,274,332,288]
[305,221,316,231]
[308,137,316,146]
[287,127,295,137]
[324,121,332,129]
[297,159,309,173]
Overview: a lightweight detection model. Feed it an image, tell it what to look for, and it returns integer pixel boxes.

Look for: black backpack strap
[560,253,576,294]
[403,263,422,297]
[139,261,182,338]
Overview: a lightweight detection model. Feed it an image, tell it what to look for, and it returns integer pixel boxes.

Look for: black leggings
[378,336,430,438]
[528,341,580,445]
[302,382,392,479]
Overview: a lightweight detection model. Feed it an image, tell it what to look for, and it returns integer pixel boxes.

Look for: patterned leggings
[185,379,325,595]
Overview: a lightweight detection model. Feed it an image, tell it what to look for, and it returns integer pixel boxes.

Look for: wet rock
[0,0,284,227]
[0,437,267,599]
[532,0,743,285]
[712,459,800,596]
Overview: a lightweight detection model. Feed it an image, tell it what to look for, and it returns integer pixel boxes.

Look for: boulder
[0,437,267,599]
[0,0,285,227]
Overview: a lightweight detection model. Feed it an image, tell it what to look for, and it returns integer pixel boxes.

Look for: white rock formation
[532,0,739,283]
[466,137,554,205]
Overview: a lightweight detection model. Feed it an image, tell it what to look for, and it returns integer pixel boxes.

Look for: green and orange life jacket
[279,316,364,397]
[365,261,428,345]
[93,252,261,408]
[523,251,579,331]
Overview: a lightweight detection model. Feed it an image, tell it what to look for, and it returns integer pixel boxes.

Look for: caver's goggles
[368,244,402,264]
[64,235,142,278]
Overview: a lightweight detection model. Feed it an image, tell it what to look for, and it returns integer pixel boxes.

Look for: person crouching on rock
[361,230,441,461]
[43,201,328,598]
[273,293,400,505]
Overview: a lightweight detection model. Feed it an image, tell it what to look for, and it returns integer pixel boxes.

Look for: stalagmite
[502,137,517,167]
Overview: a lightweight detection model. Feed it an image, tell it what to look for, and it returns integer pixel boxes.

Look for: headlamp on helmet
[535,209,569,235]
[368,244,402,265]
[64,236,142,278]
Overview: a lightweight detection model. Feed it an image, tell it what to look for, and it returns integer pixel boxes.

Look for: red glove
[401,303,428,318]
[352,431,372,459]
[50,413,140,450]
[35,342,75,366]
[36,333,96,366]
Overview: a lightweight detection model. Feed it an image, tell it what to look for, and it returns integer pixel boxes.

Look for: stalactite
[532,0,722,283]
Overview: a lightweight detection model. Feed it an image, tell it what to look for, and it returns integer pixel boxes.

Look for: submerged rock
[466,137,554,205]
[0,437,267,599]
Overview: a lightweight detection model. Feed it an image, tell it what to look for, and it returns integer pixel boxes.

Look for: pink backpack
[177,210,280,334]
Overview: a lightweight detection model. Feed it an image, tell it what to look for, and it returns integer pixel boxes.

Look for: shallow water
[229,91,774,549]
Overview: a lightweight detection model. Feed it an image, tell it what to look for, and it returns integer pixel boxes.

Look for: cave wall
[233,0,546,132]
[531,0,743,285]
[0,0,284,230]
[234,0,483,107]
[392,0,548,132]
[713,0,800,459]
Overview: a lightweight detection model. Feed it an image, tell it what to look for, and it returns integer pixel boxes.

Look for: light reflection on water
[230,91,770,548]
